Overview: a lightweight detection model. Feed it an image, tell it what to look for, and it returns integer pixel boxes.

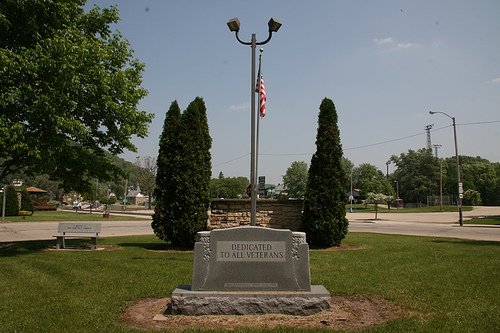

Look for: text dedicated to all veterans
[217,241,286,262]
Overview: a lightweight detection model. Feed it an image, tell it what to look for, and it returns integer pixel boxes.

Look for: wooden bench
[54,222,101,250]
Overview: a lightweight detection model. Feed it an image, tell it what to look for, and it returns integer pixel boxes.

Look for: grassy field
[466,216,500,226]
[348,204,473,214]
[2,210,144,223]
[0,233,499,332]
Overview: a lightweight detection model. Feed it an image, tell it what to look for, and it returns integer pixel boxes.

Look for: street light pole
[429,110,463,226]
[227,18,281,226]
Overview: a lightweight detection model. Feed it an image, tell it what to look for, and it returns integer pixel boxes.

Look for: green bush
[20,188,34,212]
[5,185,19,216]
[463,189,482,206]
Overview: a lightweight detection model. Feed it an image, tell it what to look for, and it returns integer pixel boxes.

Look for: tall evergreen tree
[152,101,182,242]
[20,188,34,212]
[152,98,212,247]
[302,98,348,247]
[5,185,19,216]
[174,97,212,246]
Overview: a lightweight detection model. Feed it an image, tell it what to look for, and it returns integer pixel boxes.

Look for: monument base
[171,284,331,316]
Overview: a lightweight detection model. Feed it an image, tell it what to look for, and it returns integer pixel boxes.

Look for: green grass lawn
[1,233,499,332]
[2,210,145,222]
[348,204,473,214]
[465,216,500,226]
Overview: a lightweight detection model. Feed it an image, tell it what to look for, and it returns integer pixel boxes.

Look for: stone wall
[209,199,303,230]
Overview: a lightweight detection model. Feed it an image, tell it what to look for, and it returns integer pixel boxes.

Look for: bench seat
[54,222,101,250]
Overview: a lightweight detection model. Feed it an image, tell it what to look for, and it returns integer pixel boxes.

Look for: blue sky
[86,0,500,185]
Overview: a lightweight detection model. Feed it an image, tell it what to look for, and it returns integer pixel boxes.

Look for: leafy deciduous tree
[210,176,249,198]
[352,163,393,200]
[134,156,156,209]
[364,192,394,220]
[0,0,153,193]
[390,149,440,203]
[282,161,308,199]
[458,156,499,206]
[463,189,482,206]
[341,157,355,193]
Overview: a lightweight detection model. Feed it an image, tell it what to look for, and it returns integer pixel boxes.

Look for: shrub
[302,98,348,247]
[20,188,34,212]
[5,185,19,216]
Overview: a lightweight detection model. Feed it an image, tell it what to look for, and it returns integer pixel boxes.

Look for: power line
[213,120,500,165]
[459,120,500,126]
[213,153,249,167]
[260,152,312,156]
[344,131,425,151]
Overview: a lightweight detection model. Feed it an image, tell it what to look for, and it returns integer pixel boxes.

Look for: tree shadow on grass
[116,241,193,252]
[431,238,500,247]
[0,240,53,257]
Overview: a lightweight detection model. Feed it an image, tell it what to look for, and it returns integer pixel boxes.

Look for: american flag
[256,71,266,118]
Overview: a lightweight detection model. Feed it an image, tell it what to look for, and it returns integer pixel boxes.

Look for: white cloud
[491,78,500,84]
[373,37,395,45]
[228,102,250,111]
[374,37,421,51]
[396,42,421,49]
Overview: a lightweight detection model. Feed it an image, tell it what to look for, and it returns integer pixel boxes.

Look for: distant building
[346,189,361,204]
[274,184,286,196]
[126,190,147,205]
[25,186,57,210]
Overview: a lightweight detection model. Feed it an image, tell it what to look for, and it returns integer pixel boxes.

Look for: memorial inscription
[217,241,286,261]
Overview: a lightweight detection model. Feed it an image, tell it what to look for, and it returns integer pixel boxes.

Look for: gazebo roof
[25,186,48,193]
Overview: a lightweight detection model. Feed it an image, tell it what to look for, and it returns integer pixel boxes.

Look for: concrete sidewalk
[0,220,154,243]
[1,207,499,243]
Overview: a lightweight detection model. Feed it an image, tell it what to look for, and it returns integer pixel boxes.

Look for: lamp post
[429,110,463,226]
[227,17,281,226]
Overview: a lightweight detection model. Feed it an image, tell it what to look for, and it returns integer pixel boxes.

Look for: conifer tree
[5,185,19,216]
[20,188,34,213]
[152,98,212,247]
[302,98,348,247]
[152,101,182,242]
[173,97,212,246]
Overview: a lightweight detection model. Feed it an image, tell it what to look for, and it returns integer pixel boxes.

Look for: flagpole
[256,48,263,201]
[250,34,257,226]
[227,17,281,227]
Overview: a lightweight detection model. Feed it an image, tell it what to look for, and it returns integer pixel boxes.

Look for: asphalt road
[347,206,500,242]
[1,207,499,243]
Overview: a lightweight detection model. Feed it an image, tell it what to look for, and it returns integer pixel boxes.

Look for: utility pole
[433,144,442,158]
[433,144,443,211]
